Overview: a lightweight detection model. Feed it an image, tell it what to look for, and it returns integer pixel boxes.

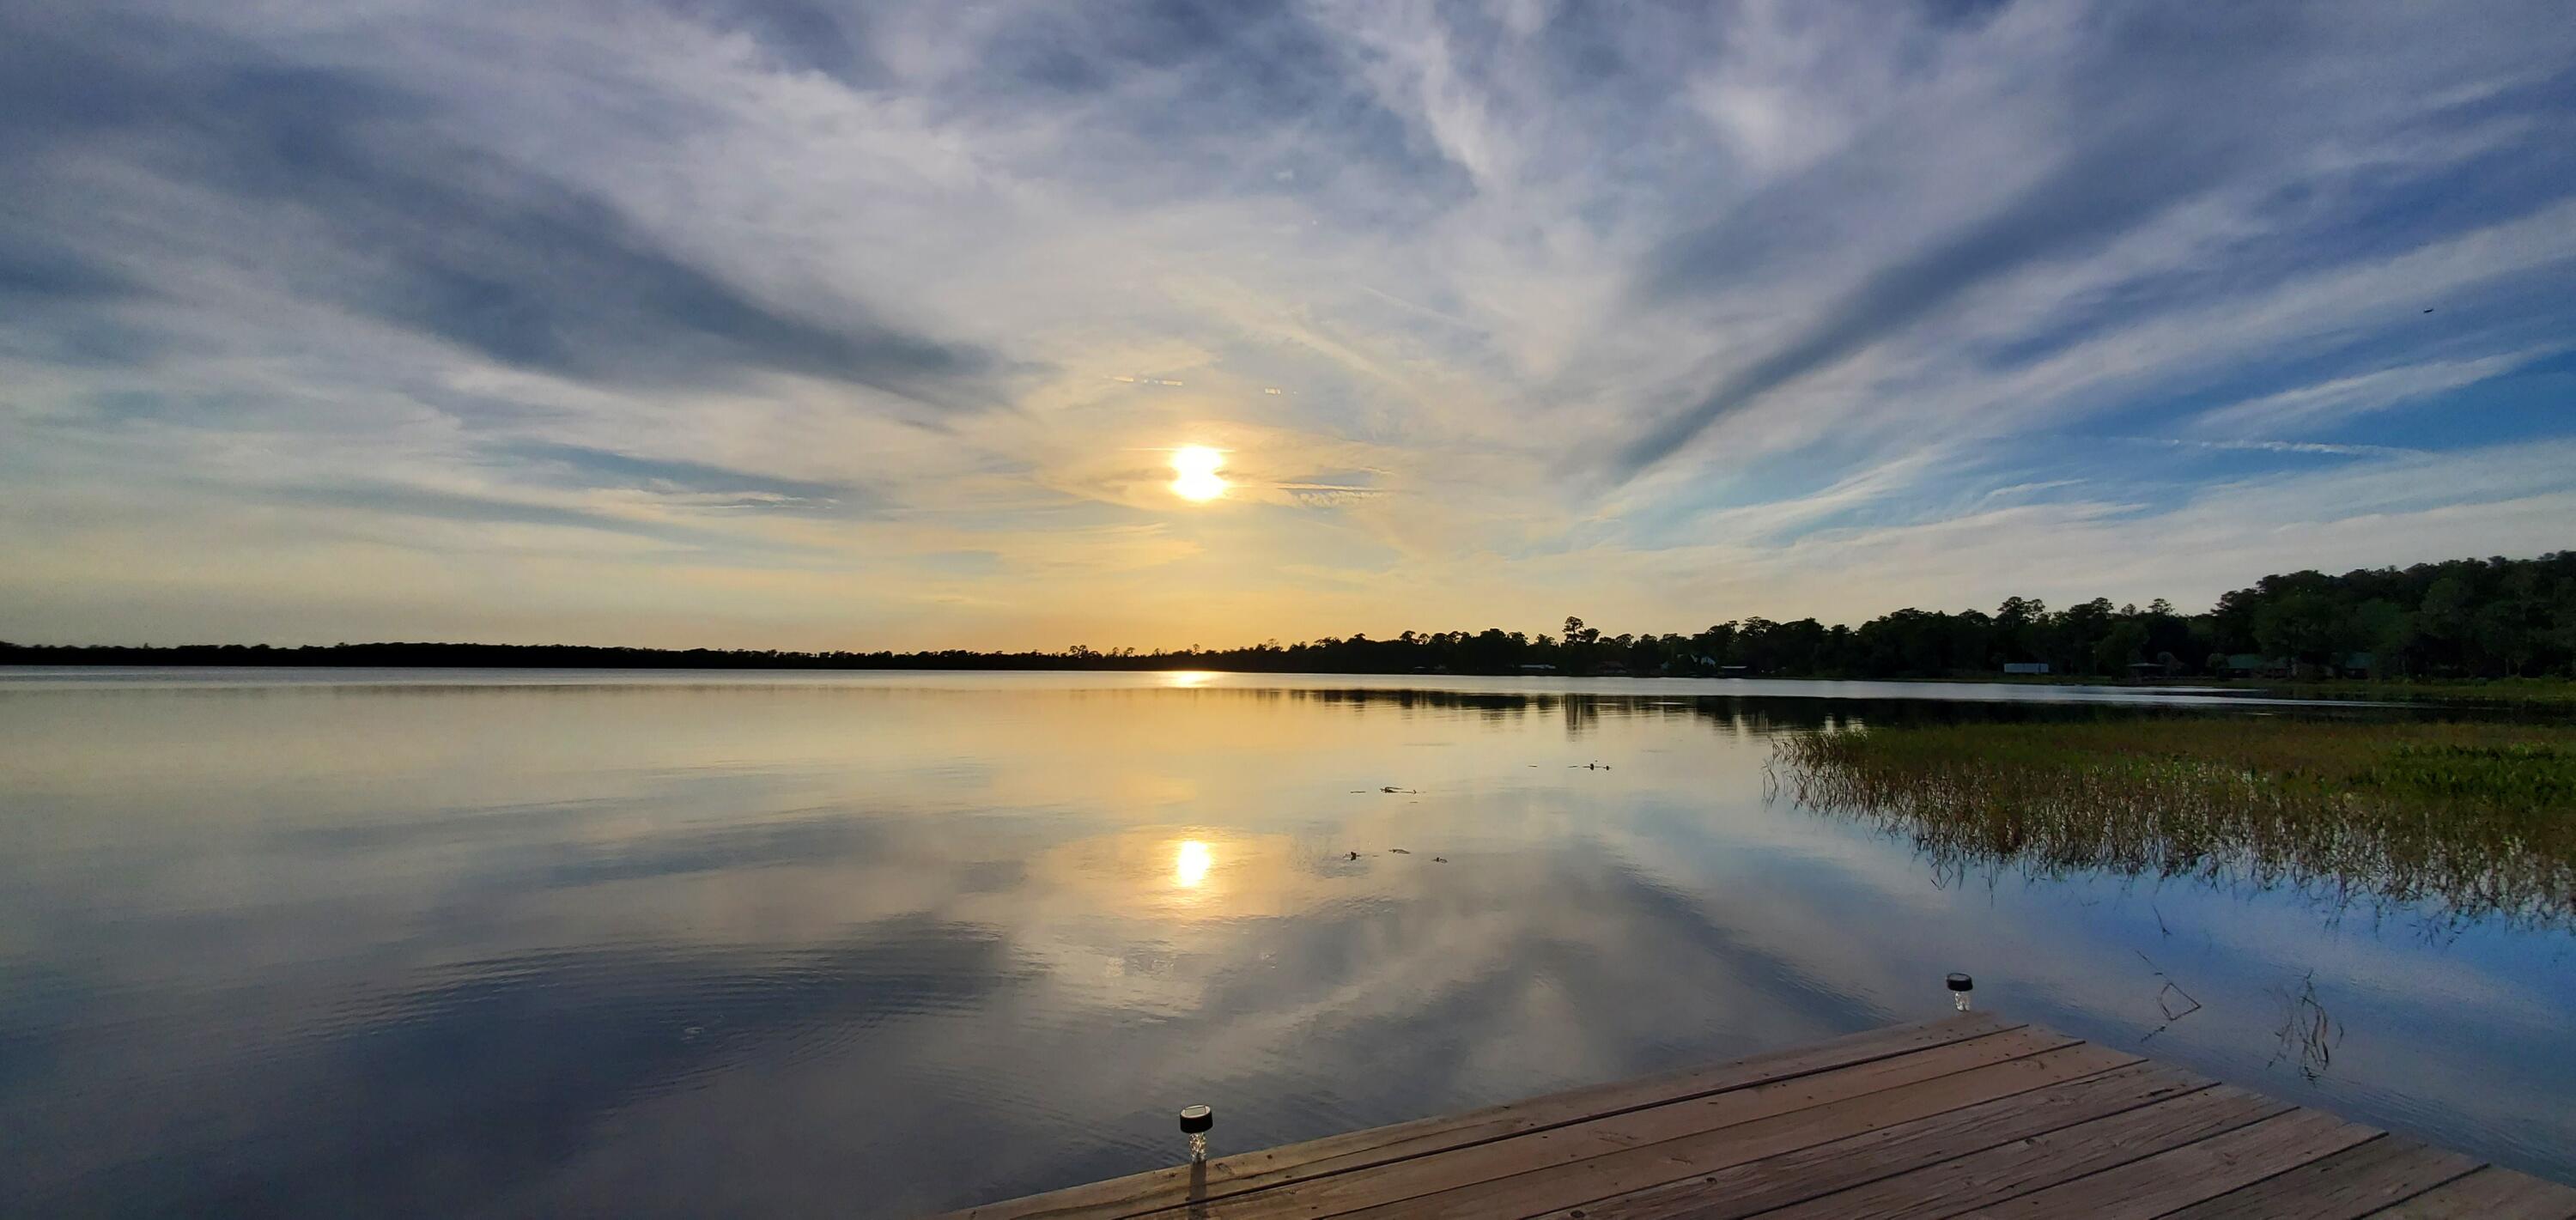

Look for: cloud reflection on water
[1,673,2571,1215]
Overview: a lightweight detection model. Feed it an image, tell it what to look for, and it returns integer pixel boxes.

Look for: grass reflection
[1772,719,2576,931]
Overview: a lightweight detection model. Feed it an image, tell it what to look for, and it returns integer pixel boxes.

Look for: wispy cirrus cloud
[2123,437,2421,458]
[2193,349,2558,435]
[2,0,2572,648]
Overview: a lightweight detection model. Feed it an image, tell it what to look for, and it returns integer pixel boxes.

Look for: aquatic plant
[1770,718,2576,931]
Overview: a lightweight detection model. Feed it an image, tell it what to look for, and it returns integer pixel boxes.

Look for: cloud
[1611,439,2576,624]
[1610,3,2556,476]
[1,0,2573,647]
[2122,437,2420,458]
[495,441,865,513]
[0,236,136,303]
[1629,116,2236,474]
[0,10,1015,410]
[665,0,885,84]
[2193,349,2555,434]
[270,481,793,553]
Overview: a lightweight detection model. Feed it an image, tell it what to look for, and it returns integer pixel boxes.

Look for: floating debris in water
[1431,856,1447,863]
[1389,848,1411,855]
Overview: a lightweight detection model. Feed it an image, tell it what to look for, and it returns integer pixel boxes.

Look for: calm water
[3,669,2569,1216]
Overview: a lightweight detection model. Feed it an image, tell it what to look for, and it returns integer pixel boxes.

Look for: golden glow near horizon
[1169,445,1228,501]
[1174,839,1212,887]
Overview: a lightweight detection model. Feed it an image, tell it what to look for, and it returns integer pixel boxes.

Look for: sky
[3,0,2573,651]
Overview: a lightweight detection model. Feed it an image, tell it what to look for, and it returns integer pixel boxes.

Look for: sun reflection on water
[1174,839,1212,888]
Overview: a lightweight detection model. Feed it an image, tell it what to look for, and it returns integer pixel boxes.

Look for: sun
[1169,445,1229,502]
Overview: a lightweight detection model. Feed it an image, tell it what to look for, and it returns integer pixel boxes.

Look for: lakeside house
[2225,652,2376,678]
[2002,662,2050,675]
[2226,653,2287,677]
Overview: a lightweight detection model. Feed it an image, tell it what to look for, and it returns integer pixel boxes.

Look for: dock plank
[937,1015,2015,1220]
[2164,1137,2483,1220]
[1143,1027,2087,1220]
[1534,1061,2206,1220]
[938,1015,2576,1220]
[2364,1166,2576,1218]
[1737,1083,2293,1220]
[1955,1108,2384,1220]
[1307,1045,2145,1220]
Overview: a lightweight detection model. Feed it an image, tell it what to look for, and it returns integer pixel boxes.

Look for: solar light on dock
[1947,973,1974,1011]
[1178,1104,1213,1163]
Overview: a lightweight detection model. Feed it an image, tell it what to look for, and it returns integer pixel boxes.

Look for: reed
[1771,718,2576,930]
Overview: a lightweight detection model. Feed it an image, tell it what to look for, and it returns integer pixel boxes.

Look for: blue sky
[3,1,2572,649]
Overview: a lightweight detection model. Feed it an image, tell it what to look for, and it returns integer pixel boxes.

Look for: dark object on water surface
[1389,848,1411,854]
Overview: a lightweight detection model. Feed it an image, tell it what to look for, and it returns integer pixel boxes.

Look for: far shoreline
[9,659,2571,706]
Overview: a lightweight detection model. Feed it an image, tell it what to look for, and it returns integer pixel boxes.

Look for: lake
[3,669,2569,1216]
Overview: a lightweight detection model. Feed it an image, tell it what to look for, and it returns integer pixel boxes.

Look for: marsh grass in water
[2268,677,2576,707]
[1771,719,2576,930]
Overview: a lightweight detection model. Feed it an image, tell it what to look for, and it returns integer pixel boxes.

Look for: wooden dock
[937,1011,2576,1219]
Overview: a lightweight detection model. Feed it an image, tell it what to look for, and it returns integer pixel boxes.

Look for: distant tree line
[7,551,2573,680]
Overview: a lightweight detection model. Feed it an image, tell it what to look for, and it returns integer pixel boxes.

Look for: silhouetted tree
[9,552,2571,681]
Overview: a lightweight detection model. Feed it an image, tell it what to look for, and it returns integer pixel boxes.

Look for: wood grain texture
[933,1016,2576,1220]
[1954,1108,2385,1220]
[1734,1083,2293,1220]
[1532,1061,2206,1220]
[935,1015,2015,1220]
[1141,1029,2090,1220]
[2363,1166,2576,1219]
[1308,1044,2143,1220]
[2163,1137,2482,1220]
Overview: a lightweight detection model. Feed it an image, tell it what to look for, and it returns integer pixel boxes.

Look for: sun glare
[1169,445,1228,502]
[1175,839,1213,888]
